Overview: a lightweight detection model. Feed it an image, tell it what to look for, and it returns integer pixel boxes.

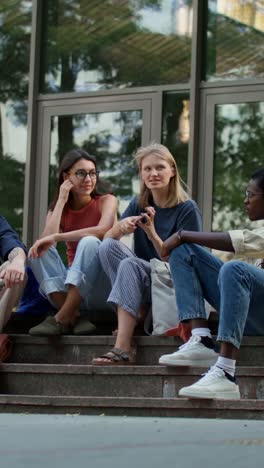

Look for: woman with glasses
[92,143,202,365]
[158,167,264,400]
[28,149,117,336]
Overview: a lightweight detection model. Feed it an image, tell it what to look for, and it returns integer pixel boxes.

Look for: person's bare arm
[41,180,74,237]
[29,195,118,258]
[161,230,234,258]
[57,194,118,241]
[104,215,143,240]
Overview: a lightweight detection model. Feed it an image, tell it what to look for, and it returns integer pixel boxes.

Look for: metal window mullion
[22,0,43,247]
[187,0,205,200]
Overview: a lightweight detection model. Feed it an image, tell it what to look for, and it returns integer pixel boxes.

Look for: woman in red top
[28,149,117,336]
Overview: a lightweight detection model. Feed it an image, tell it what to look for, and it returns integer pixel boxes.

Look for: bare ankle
[115,339,131,353]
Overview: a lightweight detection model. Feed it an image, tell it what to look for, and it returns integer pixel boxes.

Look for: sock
[191,327,212,339]
[216,356,236,377]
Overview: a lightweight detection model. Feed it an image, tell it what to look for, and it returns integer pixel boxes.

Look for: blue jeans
[28,236,111,311]
[169,244,264,349]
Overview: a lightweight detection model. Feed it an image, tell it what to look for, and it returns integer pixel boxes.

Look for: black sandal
[91,347,136,365]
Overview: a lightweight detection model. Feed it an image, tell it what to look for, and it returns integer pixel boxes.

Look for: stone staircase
[1,330,264,419]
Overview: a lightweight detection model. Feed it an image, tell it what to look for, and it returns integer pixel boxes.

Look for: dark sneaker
[29,316,72,336]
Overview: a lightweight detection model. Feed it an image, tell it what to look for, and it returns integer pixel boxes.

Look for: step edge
[1,363,264,376]
[8,334,264,347]
[0,394,263,410]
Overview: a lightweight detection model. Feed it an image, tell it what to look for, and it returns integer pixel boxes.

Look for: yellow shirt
[229,227,264,258]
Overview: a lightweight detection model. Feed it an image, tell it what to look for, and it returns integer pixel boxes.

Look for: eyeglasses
[69,169,100,180]
[245,190,264,199]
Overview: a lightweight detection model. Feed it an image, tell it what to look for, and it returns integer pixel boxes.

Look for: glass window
[162,92,190,183]
[40,0,193,93]
[48,110,143,214]
[212,101,264,233]
[0,1,32,236]
[205,0,264,81]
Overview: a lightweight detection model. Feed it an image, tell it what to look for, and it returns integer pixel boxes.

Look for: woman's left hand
[29,234,57,258]
[136,206,156,238]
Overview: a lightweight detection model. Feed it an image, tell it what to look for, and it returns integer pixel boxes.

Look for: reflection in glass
[49,110,143,214]
[162,92,190,183]
[0,1,32,235]
[212,101,264,233]
[205,0,264,81]
[40,0,193,93]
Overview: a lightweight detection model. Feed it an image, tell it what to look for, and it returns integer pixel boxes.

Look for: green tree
[0,0,31,149]
[0,155,25,235]
[0,0,31,231]
[206,8,264,80]
[42,0,193,184]
[213,102,264,231]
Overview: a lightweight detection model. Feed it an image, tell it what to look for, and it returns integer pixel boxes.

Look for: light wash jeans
[28,236,111,311]
[169,244,264,349]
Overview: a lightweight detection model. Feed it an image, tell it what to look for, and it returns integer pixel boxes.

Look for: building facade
[0,0,264,246]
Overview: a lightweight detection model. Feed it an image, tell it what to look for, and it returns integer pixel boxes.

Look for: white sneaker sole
[179,387,241,400]
[158,356,218,367]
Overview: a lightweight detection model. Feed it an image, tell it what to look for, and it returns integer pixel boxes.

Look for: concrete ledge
[0,395,264,419]
[1,364,264,399]
[2,363,264,376]
[8,334,264,366]
[9,334,264,345]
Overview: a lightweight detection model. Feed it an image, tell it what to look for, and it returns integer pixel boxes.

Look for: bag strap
[143,306,153,336]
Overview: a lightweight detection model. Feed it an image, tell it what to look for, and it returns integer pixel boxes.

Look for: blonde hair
[135,143,189,208]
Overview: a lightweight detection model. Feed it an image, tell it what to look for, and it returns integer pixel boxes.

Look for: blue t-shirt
[0,215,27,261]
[121,197,202,261]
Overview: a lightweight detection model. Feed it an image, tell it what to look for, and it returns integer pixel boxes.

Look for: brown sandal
[91,347,136,365]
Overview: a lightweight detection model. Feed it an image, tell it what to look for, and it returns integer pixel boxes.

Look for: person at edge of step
[92,143,202,365]
[28,149,117,336]
[0,215,27,331]
[158,167,264,401]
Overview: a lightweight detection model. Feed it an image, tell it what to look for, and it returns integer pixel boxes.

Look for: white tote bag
[149,258,179,336]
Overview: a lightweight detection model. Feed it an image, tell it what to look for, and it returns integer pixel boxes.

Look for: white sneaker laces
[200,365,224,383]
[178,335,201,351]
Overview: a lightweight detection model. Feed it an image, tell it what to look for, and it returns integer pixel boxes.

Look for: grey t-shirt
[121,197,202,261]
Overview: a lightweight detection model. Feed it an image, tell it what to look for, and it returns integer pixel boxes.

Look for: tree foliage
[0,154,24,235]
[213,102,264,231]
[41,0,191,92]
[1,0,264,235]
[0,0,31,231]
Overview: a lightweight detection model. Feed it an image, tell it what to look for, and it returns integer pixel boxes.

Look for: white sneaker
[178,366,241,400]
[158,335,218,367]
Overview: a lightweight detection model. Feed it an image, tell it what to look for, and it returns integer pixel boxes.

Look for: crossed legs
[159,244,264,399]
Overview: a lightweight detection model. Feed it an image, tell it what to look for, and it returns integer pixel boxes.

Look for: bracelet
[177,228,183,242]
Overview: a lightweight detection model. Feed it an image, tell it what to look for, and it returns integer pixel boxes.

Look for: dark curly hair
[251,167,264,195]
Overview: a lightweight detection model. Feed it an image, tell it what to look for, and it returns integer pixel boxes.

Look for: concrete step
[1,363,264,399]
[9,334,264,366]
[0,394,263,419]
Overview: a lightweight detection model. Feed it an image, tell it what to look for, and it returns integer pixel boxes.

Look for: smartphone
[140,216,148,224]
[136,213,148,224]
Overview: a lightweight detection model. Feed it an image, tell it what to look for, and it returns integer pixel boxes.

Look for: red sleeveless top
[60,196,102,265]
